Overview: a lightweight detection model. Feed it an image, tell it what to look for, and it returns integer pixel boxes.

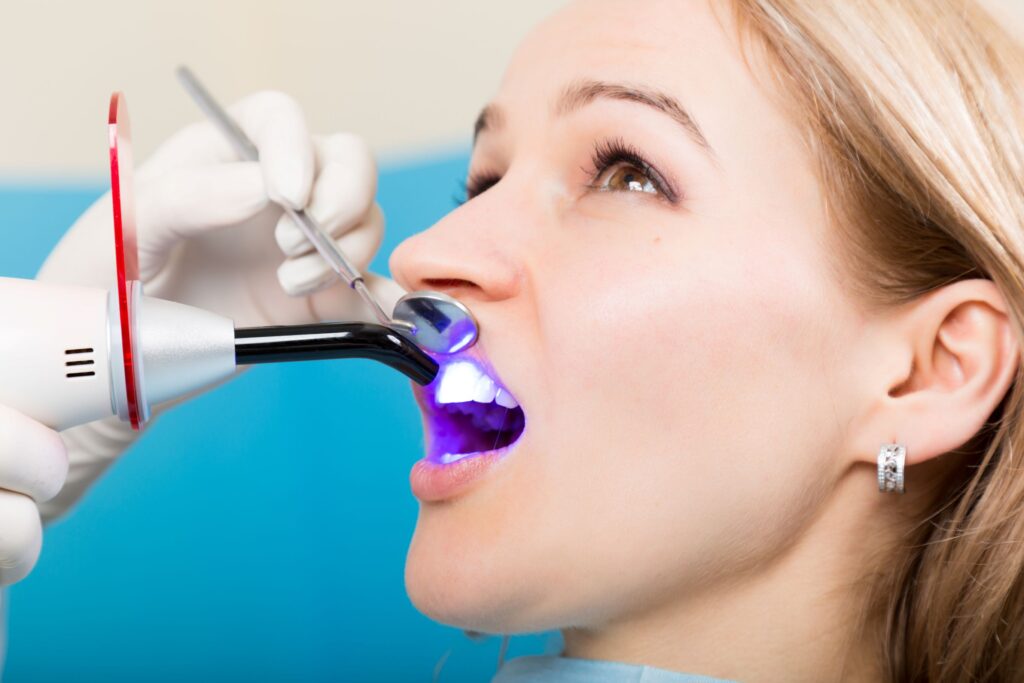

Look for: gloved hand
[0,404,67,584]
[35,90,402,521]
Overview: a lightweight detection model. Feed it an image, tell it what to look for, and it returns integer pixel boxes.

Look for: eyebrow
[473,79,715,157]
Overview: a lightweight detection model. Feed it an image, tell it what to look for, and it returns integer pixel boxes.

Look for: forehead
[499,0,741,107]
[488,0,802,170]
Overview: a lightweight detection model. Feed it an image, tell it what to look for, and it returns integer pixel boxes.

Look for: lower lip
[409,449,510,503]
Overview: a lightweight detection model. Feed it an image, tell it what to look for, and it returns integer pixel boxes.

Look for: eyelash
[585,138,679,203]
[457,137,678,206]
[459,172,501,205]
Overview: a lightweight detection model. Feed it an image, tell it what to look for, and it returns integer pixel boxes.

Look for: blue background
[0,153,555,682]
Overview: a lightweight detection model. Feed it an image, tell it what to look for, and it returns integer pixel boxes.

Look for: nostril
[423,278,476,290]
[420,278,483,300]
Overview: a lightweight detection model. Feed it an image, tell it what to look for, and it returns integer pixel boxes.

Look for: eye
[454,171,502,207]
[595,164,659,195]
[586,137,679,203]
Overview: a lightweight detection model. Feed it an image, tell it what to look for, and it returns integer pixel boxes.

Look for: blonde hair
[731,0,1024,679]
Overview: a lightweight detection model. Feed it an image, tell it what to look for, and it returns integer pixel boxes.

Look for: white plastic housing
[0,276,236,431]
[0,277,115,430]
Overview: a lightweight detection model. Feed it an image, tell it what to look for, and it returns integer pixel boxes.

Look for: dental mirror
[392,291,479,355]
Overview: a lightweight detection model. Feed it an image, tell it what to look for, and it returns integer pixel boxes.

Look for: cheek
[548,229,829,434]
[525,226,848,613]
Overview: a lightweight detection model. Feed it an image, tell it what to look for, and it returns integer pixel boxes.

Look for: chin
[404,518,508,632]
[404,515,553,634]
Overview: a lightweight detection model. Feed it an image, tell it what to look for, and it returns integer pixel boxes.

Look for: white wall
[0,0,562,177]
[0,0,1021,178]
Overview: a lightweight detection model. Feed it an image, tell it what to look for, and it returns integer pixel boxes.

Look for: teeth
[434,360,518,408]
[440,452,475,465]
[473,375,497,403]
[449,402,473,415]
[434,362,483,404]
[495,388,519,409]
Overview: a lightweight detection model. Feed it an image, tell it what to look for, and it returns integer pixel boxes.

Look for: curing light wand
[0,277,438,432]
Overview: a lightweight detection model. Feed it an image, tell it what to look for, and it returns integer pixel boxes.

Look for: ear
[852,279,1020,469]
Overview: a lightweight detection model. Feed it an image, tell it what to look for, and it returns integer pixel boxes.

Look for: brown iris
[599,164,658,194]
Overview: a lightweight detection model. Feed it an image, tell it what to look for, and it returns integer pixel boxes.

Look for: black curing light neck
[234,322,439,385]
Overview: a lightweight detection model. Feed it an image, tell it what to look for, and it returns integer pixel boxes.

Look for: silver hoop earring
[877,443,906,494]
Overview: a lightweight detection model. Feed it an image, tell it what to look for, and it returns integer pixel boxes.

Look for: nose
[390,195,522,305]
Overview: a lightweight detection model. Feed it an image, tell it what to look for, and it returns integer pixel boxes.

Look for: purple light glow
[420,358,526,464]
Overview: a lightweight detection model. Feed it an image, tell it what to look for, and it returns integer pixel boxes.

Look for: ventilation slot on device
[65,348,96,379]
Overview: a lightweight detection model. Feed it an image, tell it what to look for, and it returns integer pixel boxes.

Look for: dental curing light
[0,93,436,432]
[175,65,480,356]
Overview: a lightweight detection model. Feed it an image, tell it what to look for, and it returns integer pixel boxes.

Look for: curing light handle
[235,322,439,386]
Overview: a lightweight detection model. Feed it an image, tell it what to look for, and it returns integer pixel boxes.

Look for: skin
[389,1,1020,681]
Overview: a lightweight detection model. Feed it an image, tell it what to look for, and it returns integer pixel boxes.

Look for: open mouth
[418,359,526,465]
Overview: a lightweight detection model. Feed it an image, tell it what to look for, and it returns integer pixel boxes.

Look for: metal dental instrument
[175,65,480,356]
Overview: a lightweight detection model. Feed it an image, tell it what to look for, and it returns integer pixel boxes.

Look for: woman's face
[390,0,868,633]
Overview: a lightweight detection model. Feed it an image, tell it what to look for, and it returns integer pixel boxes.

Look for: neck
[562,466,897,682]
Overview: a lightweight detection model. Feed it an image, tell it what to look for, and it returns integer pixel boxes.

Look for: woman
[391,1,1024,680]
[5,0,1024,680]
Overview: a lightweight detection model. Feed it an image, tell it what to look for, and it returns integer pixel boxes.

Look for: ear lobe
[868,280,1020,468]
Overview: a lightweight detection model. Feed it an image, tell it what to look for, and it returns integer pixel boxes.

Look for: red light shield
[109,92,144,430]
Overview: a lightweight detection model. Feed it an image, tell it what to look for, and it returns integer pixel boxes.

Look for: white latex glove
[36,90,403,521]
[0,405,67,585]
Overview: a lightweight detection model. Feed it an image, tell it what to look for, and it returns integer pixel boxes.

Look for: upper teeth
[495,388,518,408]
[434,360,519,408]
